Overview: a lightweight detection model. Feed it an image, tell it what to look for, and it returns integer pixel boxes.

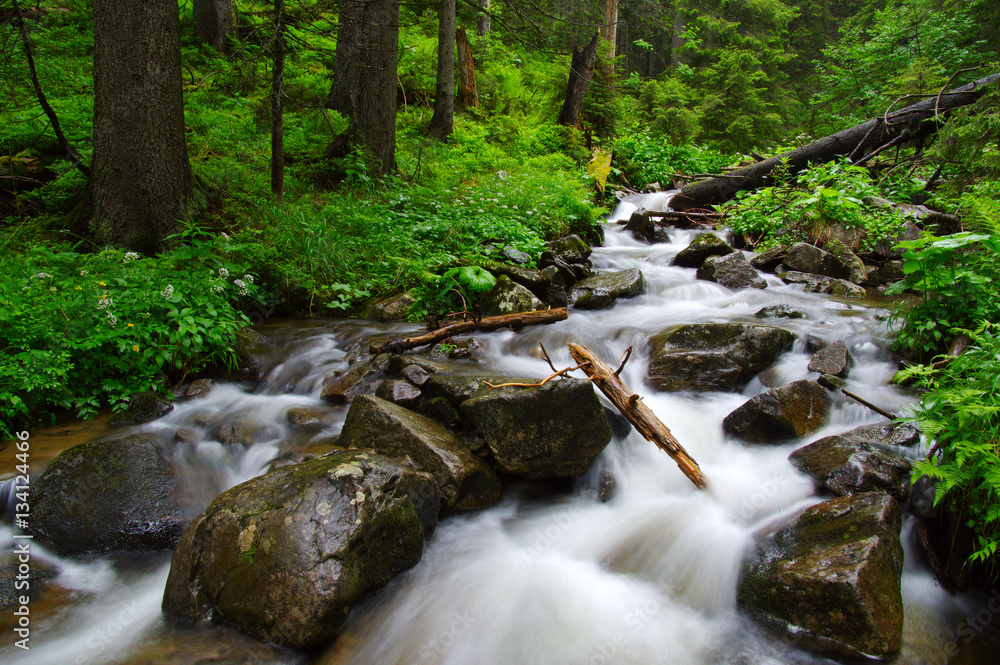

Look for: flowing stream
[2,194,997,664]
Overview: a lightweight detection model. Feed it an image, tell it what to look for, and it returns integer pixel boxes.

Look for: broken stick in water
[567,342,707,490]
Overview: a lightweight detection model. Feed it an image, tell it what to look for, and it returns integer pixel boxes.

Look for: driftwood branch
[370,308,567,357]
[567,343,707,490]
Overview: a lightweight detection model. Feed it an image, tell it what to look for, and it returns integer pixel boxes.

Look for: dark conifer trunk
[476,0,491,36]
[557,32,599,128]
[327,0,399,175]
[271,0,285,205]
[428,0,456,140]
[91,0,191,254]
[456,28,479,111]
[192,0,235,52]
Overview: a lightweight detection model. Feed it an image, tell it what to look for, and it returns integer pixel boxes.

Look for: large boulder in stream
[783,242,866,284]
[789,435,913,500]
[779,270,867,298]
[807,340,852,377]
[570,268,646,309]
[723,380,829,444]
[672,233,734,268]
[30,433,185,555]
[162,451,440,650]
[647,323,795,392]
[459,378,612,478]
[478,276,546,316]
[338,395,502,512]
[696,252,767,290]
[738,492,904,659]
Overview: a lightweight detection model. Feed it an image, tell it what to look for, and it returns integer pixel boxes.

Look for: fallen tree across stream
[369,307,568,356]
[670,71,1000,212]
[568,342,707,490]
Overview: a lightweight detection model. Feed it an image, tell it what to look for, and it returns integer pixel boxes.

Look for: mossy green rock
[31,433,184,555]
[338,395,501,512]
[723,380,829,443]
[696,252,767,290]
[459,378,612,478]
[478,275,546,316]
[789,435,913,500]
[738,492,904,659]
[648,324,794,392]
[672,233,734,268]
[162,451,439,650]
[570,268,646,310]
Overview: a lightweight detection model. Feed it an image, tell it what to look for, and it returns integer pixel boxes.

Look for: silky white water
[0,195,986,664]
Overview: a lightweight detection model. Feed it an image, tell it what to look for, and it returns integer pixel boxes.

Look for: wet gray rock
[696,252,767,289]
[749,246,787,273]
[754,304,804,319]
[542,234,592,265]
[624,212,671,243]
[789,435,913,500]
[723,380,829,444]
[783,242,867,285]
[361,292,416,321]
[374,379,422,408]
[648,324,795,392]
[216,417,266,446]
[808,340,852,377]
[286,406,337,431]
[31,434,185,555]
[110,391,173,425]
[672,233,734,268]
[479,276,546,316]
[321,358,389,404]
[782,242,829,276]
[738,492,904,659]
[485,263,551,302]
[338,395,501,512]
[184,378,215,399]
[570,268,646,310]
[841,421,921,448]
[879,260,905,283]
[401,364,431,387]
[459,378,612,479]
[779,270,866,298]
[162,451,439,650]
[422,374,530,405]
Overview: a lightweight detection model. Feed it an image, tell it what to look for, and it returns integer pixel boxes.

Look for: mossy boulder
[723,380,829,444]
[161,451,439,650]
[479,276,546,316]
[750,245,787,273]
[647,324,795,392]
[31,433,185,555]
[789,435,913,500]
[783,242,866,285]
[841,421,921,448]
[374,379,422,408]
[338,395,501,512]
[109,391,173,425]
[459,378,612,478]
[321,358,389,404]
[485,263,551,302]
[672,233,734,268]
[696,252,767,290]
[779,270,866,298]
[361,292,416,321]
[542,234,592,264]
[570,268,646,310]
[738,492,904,659]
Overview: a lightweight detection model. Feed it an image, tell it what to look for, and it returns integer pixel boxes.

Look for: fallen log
[671,71,1000,212]
[370,308,567,356]
[567,343,707,490]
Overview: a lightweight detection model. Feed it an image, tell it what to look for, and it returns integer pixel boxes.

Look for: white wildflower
[96,296,113,310]
[30,272,52,279]
[161,284,174,299]
[210,284,225,294]
[123,252,139,262]
[106,312,117,327]
[49,286,56,292]
[218,267,229,278]
[80,269,89,277]
[243,274,254,284]
[234,279,248,296]
[221,232,231,240]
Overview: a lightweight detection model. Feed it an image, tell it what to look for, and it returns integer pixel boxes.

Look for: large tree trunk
[600,0,618,69]
[91,0,191,254]
[456,28,479,110]
[557,32,599,128]
[192,0,235,52]
[428,0,455,141]
[327,0,399,175]
[672,72,1000,212]
[270,0,284,205]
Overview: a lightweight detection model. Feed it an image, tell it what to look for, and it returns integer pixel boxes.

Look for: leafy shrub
[0,235,259,435]
[609,133,733,190]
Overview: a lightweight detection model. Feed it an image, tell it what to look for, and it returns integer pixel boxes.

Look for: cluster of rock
[28,350,616,651]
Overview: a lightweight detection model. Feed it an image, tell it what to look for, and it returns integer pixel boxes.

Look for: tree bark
[557,32,599,128]
[476,0,490,36]
[192,0,235,52]
[91,0,191,254]
[270,0,284,205]
[600,0,618,70]
[456,28,479,110]
[370,308,568,356]
[12,0,89,179]
[428,0,456,140]
[671,71,1000,212]
[327,0,399,175]
[567,343,707,490]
